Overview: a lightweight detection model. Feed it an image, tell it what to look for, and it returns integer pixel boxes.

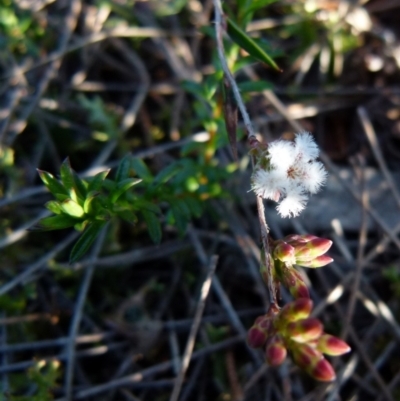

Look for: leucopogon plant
[212,0,350,382]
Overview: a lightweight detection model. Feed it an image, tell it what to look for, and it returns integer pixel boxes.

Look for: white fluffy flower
[251,132,327,218]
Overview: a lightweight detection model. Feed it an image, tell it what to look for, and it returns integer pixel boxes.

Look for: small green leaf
[69,221,106,263]
[60,158,75,193]
[60,199,85,218]
[115,154,132,182]
[116,210,138,224]
[184,197,203,218]
[45,200,63,215]
[141,210,162,243]
[237,80,273,93]
[131,158,153,181]
[226,17,281,72]
[170,201,188,234]
[133,199,161,214]
[87,170,110,192]
[153,163,183,185]
[110,178,142,203]
[83,194,97,214]
[37,169,68,198]
[34,215,79,231]
[72,171,88,199]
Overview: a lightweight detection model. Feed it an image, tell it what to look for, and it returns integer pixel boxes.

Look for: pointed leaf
[87,170,110,192]
[226,17,281,72]
[72,171,88,199]
[116,210,138,224]
[115,154,132,183]
[153,163,183,185]
[110,178,142,203]
[131,158,153,181]
[45,200,63,215]
[141,210,162,243]
[33,215,79,231]
[37,170,68,198]
[60,158,75,193]
[60,199,85,218]
[69,221,106,263]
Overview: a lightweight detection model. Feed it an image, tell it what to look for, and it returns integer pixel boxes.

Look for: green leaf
[110,178,142,203]
[115,154,131,182]
[34,215,79,231]
[37,169,68,198]
[45,200,63,215]
[153,163,183,185]
[237,80,273,93]
[226,17,281,72]
[131,158,153,181]
[60,158,75,193]
[60,199,85,218]
[72,171,88,199]
[69,221,106,263]
[184,197,203,218]
[133,199,161,214]
[116,210,137,224]
[170,201,189,234]
[141,210,162,243]
[87,170,110,192]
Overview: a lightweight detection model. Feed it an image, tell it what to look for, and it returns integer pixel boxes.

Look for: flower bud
[247,326,268,349]
[278,298,313,323]
[294,238,332,261]
[280,265,310,299]
[287,318,323,343]
[247,315,273,349]
[273,241,296,263]
[266,335,287,366]
[284,234,317,244]
[316,334,351,356]
[311,358,336,382]
[296,255,333,268]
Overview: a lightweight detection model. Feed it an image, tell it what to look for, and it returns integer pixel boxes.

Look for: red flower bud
[247,326,268,349]
[273,241,296,263]
[316,334,351,356]
[311,358,336,382]
[265,335,287,366]
[278,298,313,323]
[287,318,323,343]
[296,255,333,268]
[294,238,332,261]
[280,265,310,299]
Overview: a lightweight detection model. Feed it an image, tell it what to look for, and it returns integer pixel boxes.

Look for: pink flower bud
[316,334,351,356]
[291,343,322,368]
[287,318,323,343]
[273,241,296,263]
[247,326,268,349]
[294,238,332,261]
[311,358,336,381]
[278,298,313,323]
[280,265,310,299]
[284,234,317,244]
[296,255,333,268]
[265,335,287,366]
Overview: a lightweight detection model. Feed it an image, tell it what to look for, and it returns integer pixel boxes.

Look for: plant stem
[256,195,276,306]
[213,0,257,142]
[213,0,276,306]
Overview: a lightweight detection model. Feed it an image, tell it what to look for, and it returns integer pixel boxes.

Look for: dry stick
[54,335,245,400]
[0,231,80,296]
[64,224,108,401]
[5,0,82,145]
[357,106,400,208]
[213,0,256,141]
[169,255,218,401]
[341,156,369,339]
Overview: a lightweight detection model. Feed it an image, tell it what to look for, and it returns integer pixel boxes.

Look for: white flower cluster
[251,132,327,218]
